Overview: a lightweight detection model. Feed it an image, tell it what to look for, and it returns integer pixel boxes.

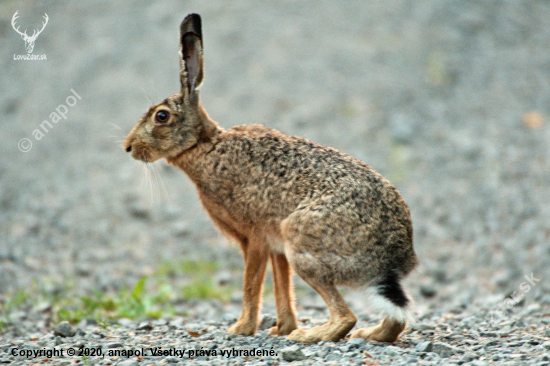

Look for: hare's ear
[179,14,204,103]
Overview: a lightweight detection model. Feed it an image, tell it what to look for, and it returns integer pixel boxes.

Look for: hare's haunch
[124,13,418,344]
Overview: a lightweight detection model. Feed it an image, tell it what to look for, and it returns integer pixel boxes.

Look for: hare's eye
[155,110,170,123]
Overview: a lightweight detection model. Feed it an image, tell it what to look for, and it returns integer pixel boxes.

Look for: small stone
[222,314,237,323]
[54,321,76,337]
[137,322,153,331]
[215,270,233,286]
[107,342,124,348]
[385,346,400,356]
[32,302,52,313]
[128,202,149,220]
[8,311,26,321]
[75,264,92,276]
[171,221,191,237]
[542,341,550,350]
[420,285,437,298]
[118,318,134,327]
[469,361,489,366]
[230,291,243,304]
[259,315,276,330]
[432,342,458,358]
[348,338,366,348]
[479,331,498,337]
[416,341,433,352]
[461,353,476,363]
[165,356,179,362]
[152,318,168,326]
[413,323,436,331]
[55,336,62,345]
[117,361,139,366]
[281,345,306,361]
[85,318,98,326]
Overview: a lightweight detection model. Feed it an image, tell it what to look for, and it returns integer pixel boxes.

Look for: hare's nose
[125,145,132,152]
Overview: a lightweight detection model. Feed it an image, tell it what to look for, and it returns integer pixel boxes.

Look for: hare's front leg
[227,240,269,336]
[268,253,298,336]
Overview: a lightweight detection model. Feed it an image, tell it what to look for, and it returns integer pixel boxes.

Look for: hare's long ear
[179,14,204,104]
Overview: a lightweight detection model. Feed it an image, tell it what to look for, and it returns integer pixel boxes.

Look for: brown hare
[124,13,418,344]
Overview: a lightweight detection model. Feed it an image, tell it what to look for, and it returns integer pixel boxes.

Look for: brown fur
[124,13,418,343]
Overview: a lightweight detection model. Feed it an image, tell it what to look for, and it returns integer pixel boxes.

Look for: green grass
[181,276,230,300]
[156,258,219,277]
[157,258,232,301]
[0,258,234,327]
[56,277,169,323]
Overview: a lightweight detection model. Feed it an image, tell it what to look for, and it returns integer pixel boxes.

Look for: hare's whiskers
[108,122,123,130]
[140,85,155,105]
[150,162,169,203]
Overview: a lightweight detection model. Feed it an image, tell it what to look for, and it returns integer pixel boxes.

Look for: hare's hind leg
[227,237,270,336]
[281,211,357,343]
[269,253,298,336]
[285,272,357,343]
[350,280,413,343]
[350,317,404,343]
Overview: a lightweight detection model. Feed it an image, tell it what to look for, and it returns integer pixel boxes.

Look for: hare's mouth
[128,144,155,163]
[137,148,153,163]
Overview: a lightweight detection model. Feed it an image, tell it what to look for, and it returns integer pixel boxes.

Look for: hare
[124,13,418,344]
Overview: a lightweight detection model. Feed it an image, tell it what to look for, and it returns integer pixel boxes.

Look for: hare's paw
[269,321,297,336]
[287,328,321,343]
[287,328,334,344]
[269,316,298,336]
[227,320,256,336]
[350,318,405,343]
[287,324,348,344]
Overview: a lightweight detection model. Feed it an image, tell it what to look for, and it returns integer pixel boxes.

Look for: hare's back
[219,125,409,218]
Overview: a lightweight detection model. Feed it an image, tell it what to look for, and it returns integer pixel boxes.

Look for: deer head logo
[11,11,49,54]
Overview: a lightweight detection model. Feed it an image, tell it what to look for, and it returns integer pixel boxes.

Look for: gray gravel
[1,0,550,365]
[1,309,549,365]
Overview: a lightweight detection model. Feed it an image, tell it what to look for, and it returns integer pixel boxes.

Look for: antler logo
[11,11,49,54]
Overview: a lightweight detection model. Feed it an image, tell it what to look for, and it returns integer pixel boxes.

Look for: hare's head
[124,14,216,162]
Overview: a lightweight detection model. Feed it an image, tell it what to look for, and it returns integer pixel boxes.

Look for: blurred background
[1,0,549,322]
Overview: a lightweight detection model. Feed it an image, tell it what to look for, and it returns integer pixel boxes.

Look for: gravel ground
[1,0,550,365]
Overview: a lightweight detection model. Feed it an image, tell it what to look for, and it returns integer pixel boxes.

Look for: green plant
[181,276,229,300]
[56,277,173,322]
[156,259,219,278]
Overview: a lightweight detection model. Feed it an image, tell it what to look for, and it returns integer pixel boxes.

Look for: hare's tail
[366,273,416,325]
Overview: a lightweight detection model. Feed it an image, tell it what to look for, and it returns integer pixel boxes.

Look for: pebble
[420,285,437,298]
[117,361,139,366]
[170,221,192,237]
[259,315,276,330]
[416,341,433,352]
[107,342,124,348]
[431,342,458,358]
[136,322,153,331]
[53,321,76,337]
[348,338,366,348]
[281,344,306,361]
